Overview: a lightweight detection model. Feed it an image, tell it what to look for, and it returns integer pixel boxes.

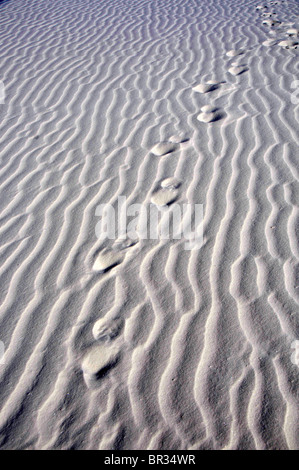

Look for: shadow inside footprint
[209,111,226,122]
[92,248,124,273]
[151,142,179,156]
[82,345,120,388]
[228,65,249,76]
[193,83,220,93]
[151,188,179,207]
[93,359,119,380]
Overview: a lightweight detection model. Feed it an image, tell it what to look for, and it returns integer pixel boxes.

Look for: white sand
[192,82,220,93]
[151,188,179,207]
[161,177,181,190]
[151,141,179,156]
[92,249,124,272]
[228,65,249,76]
[0,0,298,451]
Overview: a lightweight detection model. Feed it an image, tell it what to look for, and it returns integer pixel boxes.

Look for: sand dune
[0,0,298,450]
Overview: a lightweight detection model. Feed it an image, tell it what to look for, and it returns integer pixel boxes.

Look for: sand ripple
[0,0,298,450]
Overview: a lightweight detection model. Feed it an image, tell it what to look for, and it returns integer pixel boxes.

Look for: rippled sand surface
[0,0,298,450]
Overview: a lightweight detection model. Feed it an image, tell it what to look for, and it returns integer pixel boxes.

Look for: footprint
[151,142,179,156]
[160,177,181,190]
[192,81,220,93]
[169,135,189,144]
[286,29,299,38]
[262,12,275,18]
[263,38,278,46]
[278,39,298,49]
[256,5,268,10]
[92,316,123,341]
[92,248,124,272]
[228,65,249,76]
[151,188,179,207]
[197,105,224,123]
[200,105,218,113]
[262,19,280,27]
[112,236,138,251]
[82,344,120,387]
[150,177,181,207]
[226,49,245,57]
